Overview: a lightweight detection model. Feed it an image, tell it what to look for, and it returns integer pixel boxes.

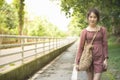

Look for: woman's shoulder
[98,26,107,35]
[81,28,87,33]
[100,26,107,32]
[79,28,87,36]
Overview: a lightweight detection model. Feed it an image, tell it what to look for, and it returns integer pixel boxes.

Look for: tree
[0,1,18,34]
[60,0,120,36]
[13,0,25,35]
[27,17,67,37]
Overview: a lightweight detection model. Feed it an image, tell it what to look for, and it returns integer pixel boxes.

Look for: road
[0,40,68,66]
[0,40,73,73]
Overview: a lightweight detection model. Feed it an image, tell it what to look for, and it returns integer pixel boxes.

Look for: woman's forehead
[89,12,97,16]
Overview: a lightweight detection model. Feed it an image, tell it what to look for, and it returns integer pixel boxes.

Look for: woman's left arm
[102,27,108,59]
[102,27,108,69]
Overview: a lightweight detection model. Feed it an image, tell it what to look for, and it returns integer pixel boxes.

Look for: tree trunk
[18,0,24,35]
[18,0,24,43]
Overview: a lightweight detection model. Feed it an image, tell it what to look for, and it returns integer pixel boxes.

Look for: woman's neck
[88,24,97,28]
[87,24,99,31]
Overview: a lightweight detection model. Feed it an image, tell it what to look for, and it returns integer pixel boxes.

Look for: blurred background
[0,0,120,79]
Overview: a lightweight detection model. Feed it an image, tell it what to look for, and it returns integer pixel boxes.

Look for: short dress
[76,27,108,73]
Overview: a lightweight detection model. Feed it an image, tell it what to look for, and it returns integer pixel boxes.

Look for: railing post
[35,38,37,58]
[53,38,54,50]
[0,35,3,55]
[59,38,60,47]
[43,38,45,54]
[21,38,24,64]
[54,38,55,49]
[49,38,50,52]
[56,38,57,49]
[58,38,59,48]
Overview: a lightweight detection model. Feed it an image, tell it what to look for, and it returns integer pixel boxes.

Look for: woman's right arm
[76,29,86,65]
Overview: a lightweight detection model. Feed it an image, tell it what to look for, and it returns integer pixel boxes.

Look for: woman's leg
[87,71,93,80]
[93,73,102,80]
[86,68,94,80]
[86,64,94,80]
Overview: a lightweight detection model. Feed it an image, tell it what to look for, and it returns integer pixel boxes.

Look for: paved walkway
[28,41,87,80]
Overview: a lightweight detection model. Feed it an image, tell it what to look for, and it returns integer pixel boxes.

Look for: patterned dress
[76,27,108,73]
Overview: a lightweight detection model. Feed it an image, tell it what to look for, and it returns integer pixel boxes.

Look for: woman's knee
[93,73,102,80]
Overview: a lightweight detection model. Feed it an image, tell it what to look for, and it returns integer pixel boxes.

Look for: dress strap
[90,26,100,44]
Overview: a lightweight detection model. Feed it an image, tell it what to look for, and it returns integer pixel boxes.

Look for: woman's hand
[76,64,79,71]
[103,59,108,69]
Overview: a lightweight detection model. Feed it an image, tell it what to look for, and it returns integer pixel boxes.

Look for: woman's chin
[89,23,96,26]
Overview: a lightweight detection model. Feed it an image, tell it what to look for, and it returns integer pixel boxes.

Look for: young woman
[76,8,108,80]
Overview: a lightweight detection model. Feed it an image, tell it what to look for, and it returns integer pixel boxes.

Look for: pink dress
[76,27,108,73]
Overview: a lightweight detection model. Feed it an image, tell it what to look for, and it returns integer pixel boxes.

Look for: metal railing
[0,35,76,69]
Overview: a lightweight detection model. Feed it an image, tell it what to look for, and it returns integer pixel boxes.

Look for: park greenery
[0,0,67,37]
[60,0,120,38]
[0,0,120,39]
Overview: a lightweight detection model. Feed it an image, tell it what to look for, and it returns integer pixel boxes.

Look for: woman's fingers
[103,59,108,69]
[75,65,79,71]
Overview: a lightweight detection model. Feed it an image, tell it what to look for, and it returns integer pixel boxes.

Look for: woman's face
[88,12,98,26]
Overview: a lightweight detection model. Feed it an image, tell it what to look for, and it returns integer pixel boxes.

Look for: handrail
[0,34,76,69]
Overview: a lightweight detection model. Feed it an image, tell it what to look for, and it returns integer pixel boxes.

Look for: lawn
[102,37,120,80]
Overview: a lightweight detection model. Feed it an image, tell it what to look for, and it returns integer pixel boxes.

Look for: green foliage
[101,37,120,80]
[68,12,87,36]
[0,2,18,34]
[108,36,118,44]
[0,2,66,37]
[60,0,120,36]
[108,38,120,71]
[0,0,4,8]
[27,17,67,37]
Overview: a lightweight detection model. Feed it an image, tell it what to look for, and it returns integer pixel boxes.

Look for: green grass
[102,37,120,80]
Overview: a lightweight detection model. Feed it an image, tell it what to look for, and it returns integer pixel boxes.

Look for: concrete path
[28,41,87,80]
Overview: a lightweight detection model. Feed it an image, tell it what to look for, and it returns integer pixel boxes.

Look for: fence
[0,35,76,70]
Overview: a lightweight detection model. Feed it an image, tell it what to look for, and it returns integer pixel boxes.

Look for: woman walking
[76,8,108,80]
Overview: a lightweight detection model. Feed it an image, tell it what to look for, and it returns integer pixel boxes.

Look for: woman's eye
[89,16,93,18]
[89,16,97,19]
